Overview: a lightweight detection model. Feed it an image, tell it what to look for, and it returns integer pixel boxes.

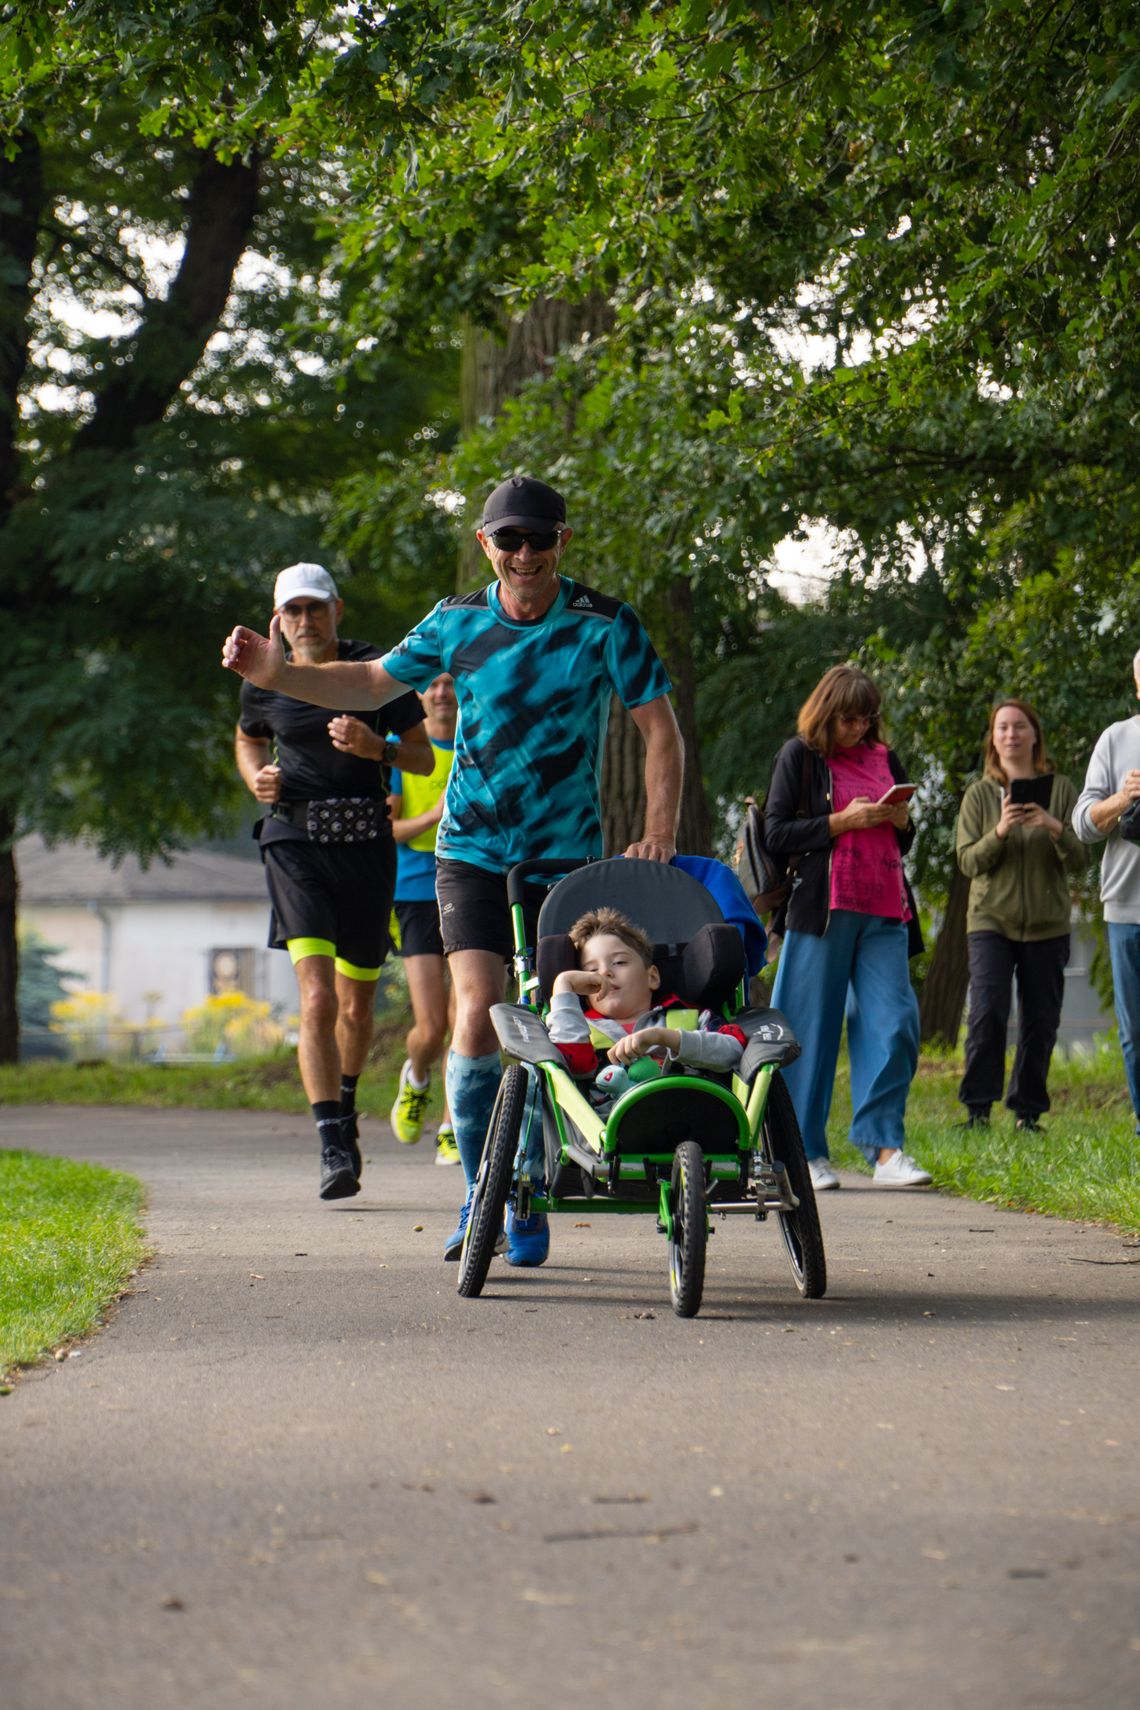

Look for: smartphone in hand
[876,782,917,807]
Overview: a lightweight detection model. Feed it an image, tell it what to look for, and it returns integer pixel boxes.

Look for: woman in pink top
[766,666,930,1191]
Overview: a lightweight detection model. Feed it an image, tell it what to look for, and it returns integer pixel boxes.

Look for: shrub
[181,992,284,1057]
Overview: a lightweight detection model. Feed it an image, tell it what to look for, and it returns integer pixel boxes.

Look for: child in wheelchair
[457,857,824,1315]
[546,905,747,1088]
[504,901,748,1267]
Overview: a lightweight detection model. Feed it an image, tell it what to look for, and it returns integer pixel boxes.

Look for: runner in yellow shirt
[387,674,460,1164]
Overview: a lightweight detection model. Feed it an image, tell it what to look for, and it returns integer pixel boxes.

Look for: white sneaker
[808,1157,840,1191]
[872,1149,932,1188]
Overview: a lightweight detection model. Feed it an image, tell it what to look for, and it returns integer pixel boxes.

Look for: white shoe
[872,1149,932,1188]
[808,1157,840,1191]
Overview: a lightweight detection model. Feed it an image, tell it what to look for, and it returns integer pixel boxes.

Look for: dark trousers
[959,932,1070,1119]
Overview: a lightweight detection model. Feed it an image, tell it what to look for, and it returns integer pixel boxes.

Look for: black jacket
[764,737,922,952]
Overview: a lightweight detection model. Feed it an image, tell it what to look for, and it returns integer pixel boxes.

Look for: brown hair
[797,665,885,757]
[569,907,654,967]
[983,698,1050,784]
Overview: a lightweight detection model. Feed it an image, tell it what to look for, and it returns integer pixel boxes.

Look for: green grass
[0,1151,148,1378]
[0,1019,422,1119]
[826,1037,1140,1232]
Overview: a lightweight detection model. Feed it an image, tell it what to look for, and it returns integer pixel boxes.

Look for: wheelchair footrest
[748,1158,800,1212]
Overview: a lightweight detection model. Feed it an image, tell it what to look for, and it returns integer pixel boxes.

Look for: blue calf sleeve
[445,1049,503,1186]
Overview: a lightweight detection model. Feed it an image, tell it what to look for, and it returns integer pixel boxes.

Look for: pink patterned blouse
[827,742,911,921]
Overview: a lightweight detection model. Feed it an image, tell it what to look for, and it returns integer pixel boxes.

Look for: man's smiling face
[476,524,573,621]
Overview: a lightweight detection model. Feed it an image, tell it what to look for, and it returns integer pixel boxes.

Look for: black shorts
[394,898,444,959]
[263,838,396,972]
[434,857,542,960]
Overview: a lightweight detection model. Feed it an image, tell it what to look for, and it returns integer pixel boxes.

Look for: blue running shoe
[444,1188,506,1262]
[504,1200,550,1267]
[443,1189,473,1261]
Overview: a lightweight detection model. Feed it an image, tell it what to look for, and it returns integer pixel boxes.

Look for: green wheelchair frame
[457,858,826,1318]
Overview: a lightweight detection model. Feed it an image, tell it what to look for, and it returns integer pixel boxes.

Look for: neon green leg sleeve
[334,957,381,982]
[287,937,336,965]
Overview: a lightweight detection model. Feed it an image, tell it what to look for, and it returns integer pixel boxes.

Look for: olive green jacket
[956,774,1086,940]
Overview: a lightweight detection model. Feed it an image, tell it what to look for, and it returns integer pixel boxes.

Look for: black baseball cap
[481,475,566,532]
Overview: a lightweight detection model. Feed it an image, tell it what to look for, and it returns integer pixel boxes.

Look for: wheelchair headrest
[536,858,724,941]
[534,858,745,1009]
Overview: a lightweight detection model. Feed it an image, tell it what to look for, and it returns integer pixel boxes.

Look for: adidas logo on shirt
[571,594,593,609]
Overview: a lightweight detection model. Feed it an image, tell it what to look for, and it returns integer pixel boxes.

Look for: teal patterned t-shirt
[380,578,671,875]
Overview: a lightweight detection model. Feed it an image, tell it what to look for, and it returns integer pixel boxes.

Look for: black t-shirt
[239,638,424,845]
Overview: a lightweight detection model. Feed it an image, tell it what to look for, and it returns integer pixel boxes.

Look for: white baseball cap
[273,563,339,607]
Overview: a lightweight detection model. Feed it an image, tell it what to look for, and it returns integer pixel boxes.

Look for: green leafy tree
[0,17,460,1058]
[8,1,1140,1052]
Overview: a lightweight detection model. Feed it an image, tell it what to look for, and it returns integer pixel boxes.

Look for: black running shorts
[263,838,396,970]
[394,898,444,959]
[434,857,542,960]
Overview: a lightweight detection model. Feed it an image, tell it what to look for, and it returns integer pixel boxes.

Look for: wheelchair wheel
[763,1071,826,1299]
[457,1064,526,1299]
[667,1138,707,1318]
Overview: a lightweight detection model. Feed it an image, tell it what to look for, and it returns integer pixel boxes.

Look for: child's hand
[552,968,606,998]
[609,1025,672,1065]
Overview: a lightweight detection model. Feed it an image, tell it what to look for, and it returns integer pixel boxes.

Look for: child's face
[579,932,659,1019]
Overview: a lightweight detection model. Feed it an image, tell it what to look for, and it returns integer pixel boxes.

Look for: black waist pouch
[305,797,382,843]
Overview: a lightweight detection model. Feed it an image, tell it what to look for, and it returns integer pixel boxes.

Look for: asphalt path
[3,1104,1139,1710]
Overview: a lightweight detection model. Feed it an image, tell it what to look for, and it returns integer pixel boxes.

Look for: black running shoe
[320,1144,360,1200]
[341,1115,363,1181]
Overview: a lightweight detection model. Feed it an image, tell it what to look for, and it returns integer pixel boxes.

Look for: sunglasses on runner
[486,526,563,552]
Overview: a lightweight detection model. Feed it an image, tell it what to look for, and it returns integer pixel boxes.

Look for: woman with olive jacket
[766,665,929,1192]
[956,698,1085,1131]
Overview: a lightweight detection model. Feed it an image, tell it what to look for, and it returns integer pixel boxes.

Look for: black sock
[339,1074,359,1122]
[313,1100,343,1152]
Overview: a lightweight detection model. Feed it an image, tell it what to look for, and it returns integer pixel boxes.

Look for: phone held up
[876,782,917,808]
[1007,773,1054,811]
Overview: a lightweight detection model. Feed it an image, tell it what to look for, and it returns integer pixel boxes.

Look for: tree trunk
[457,295,614,589]
[0,132,44,531]
[72,147,260,456]
[0,812,18,1063]
[919,864,971,1047]
[601,702,645,855]
[656,574,709,855]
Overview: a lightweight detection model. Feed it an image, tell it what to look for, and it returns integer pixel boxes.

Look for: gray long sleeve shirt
[1072,715,1140,924]
[546,991,744,1072]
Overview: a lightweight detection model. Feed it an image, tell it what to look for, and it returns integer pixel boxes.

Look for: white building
[17,835,296,1051]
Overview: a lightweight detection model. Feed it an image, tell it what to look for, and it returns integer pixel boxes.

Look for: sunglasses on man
[279,600,333,618]
[486,526,563,552]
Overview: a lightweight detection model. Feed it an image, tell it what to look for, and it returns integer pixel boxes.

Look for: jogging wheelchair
[457,858,826,1318]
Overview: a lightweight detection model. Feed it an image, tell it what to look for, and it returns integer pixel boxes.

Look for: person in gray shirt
[1072,649,1140,1134]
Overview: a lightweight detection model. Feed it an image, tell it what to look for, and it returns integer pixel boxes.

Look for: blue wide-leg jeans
[771,911,920,1164]
[1107,922,1140,1128]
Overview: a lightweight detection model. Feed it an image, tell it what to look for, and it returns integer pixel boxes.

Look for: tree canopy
[3,1,1139,1051]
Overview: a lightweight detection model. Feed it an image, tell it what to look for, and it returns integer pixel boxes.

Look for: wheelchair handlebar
[505,858,594,911]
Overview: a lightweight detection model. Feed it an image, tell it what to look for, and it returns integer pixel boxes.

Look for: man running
[224,481,683,1260]
[234,562,431,1201]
